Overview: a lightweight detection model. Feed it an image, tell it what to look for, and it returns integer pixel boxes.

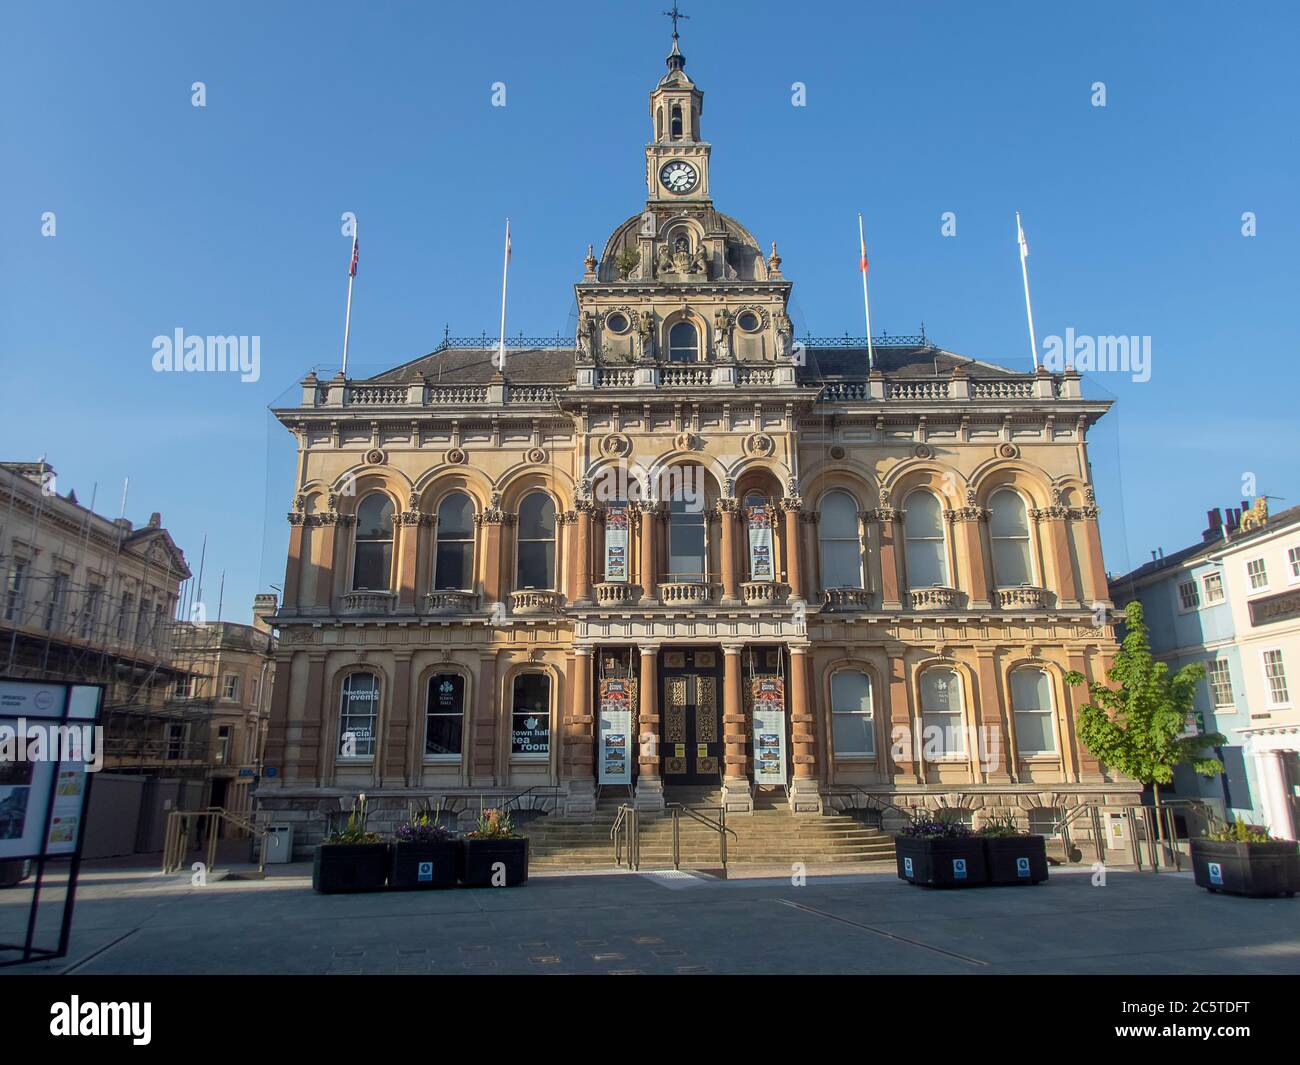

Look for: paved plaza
[2,858,1298,975]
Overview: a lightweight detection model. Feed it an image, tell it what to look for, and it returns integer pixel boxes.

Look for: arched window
[919,668,965,756]
[903,490,948,588]
[352,493,394,590]
[990,489,1033,586]
[511,673,551,756]
[425,672,465,757]
[339,672,379,759]
[1010,668,1057,754]
[819,491,863,589]
[435,492,475,591]
[668,471,707,579]
[668,321,699,363]
[655,106,663,140]
[516,493,556,590]
[830,670,874,756]
[670,103,683,138]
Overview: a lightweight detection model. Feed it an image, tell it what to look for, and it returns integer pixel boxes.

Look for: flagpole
[1016,211,1038,370]
[497,218,510,372]
[342,221,358,377]
[858,213,874,370]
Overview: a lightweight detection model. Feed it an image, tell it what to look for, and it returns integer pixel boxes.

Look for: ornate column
[384,651,413,785]
[284,508,306,610]
[635,502,660,605]
[950,495,991,609]
[291,652,326,784]
[787,645,823,813]
[721,643,753,813]
[1075,494,1109,607]
[477,494,507,612]
[781,491,805,602]
[471,650,498,786]
[875,497,903,610]
[634,642,664,811]
[975,650,1011,782]
[574,500,595,605]
[314,512,346,611]
[886,644,920,785]
[396,498,424,612]
[564,647,597,815]
[558,510,578,602]
[718,498,740,604]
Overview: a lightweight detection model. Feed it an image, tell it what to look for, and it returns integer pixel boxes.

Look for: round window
[737,311,761,332]
[606,313,629,333]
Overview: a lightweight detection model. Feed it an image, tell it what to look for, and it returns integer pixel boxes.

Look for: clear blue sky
[3,1,1297,622]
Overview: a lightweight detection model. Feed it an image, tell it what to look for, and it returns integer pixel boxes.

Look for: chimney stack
[1203,508,1223,542]
[252,592,278,633]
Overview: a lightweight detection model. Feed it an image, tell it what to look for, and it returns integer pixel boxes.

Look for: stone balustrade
[658,580,714,606]
[741,580,789,606]
[423,590,480,615]
[821,586,875,611]
[340,590,396,615]
[510,590,565,615]
[993,585,1048,610]
[907,587,961,611]
[594,582,640,605]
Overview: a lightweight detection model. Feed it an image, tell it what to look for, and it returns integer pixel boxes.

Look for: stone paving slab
[1,862,1297,974]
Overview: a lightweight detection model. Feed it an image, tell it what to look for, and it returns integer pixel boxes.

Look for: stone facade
[260,36,1139,851]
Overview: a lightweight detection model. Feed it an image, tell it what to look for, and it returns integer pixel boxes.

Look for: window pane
[353,541,392,590]
[518,494,556,539]
[922,712,965,754]
[992,538,1032,586]
[906,539,947,587]
[669,520,706,574]
[426,673,464,756]
[437,492,475,537]
[340,673,378,758]
[669,322,697,361]
[1015,711,1054,754]
[821,540,862,588]
[831,671,872,713]
[921,669,961,712]
[1011,669,1051,712]
[832,714,875,756]
[989,491,1029,537]
[356,494,394,539]
[518,541,555,589]
[512,674,551,754]
[819,492,858,538]
[904,491,943,536]
[435,541,473,590]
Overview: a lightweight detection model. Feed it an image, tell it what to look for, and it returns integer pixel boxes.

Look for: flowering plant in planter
[460,804,528,887]
[898,812,972,839]
[314,794,389,894]
[467,806,521,840]
[389,802,459,890]
[1191,815,1298,897]
[1202,818,1272,843]
[976,811,1049,885]
[895,810,986,887]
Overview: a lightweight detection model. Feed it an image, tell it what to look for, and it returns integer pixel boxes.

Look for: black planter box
[984,835,1049,885]
[459,837,529,887]
[389,840,459,890]
[312,843,390,894]
[1190,838,1300,898]
[896,836,987,888]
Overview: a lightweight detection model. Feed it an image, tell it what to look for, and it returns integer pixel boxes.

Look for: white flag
[1016,211,1029,261]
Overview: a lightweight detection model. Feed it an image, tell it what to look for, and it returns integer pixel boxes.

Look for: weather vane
[663,2,689,39]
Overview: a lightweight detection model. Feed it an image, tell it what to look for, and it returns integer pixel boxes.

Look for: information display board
[747,505,775,581]
[749,675,787,787]
[604,507,629,582]
[598,676,636,785]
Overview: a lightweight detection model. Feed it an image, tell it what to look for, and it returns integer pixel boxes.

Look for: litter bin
[261,824,294,865]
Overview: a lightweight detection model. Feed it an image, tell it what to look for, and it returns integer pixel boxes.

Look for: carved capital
[287,512,306,527]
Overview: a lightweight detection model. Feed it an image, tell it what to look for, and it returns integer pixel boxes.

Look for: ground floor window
[339,672,379,759]
[919,668,965,755]
[511,673,551,755]
[1010,668,1056,754]
[830,670,874,756]
[426,673,465,757]
[1028,806,1063,837]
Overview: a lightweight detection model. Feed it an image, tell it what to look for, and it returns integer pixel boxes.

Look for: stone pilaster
[635,642,664,811]
[787,645,823,813]
[721,643,753,813]
[564,647,596,815]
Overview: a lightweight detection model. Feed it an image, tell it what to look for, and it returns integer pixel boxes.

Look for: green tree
[1065,600,1225,815]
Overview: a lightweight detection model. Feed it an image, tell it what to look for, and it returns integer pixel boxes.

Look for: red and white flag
[859,230,869,274]
[349,235,359,277]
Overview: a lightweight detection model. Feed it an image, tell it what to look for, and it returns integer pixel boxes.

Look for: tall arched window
[1010,668,1056,754]
[670,103,683,138]
[990,489,1033,586]
[511,673,551,756]
[903,490,949,588]
[819,492,863,589]
[339,672,379,759]
[352,493,394,590]
[830,670,874,756]
[435,492,475,591]
[668,472,707,579]
[425,672,465,758]
[920,667,965,756]
[516,493,556,590]
[668,321,698,363]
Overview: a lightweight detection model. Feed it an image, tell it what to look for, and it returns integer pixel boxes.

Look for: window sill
[510,754,550,761]
[832,753,878,762]
[334,759,374,766]
[423,755,461,764]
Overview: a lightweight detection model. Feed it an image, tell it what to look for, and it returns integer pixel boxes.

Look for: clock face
[659,160,698,194]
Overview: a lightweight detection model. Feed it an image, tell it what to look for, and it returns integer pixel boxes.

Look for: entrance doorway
[660,648,722,785]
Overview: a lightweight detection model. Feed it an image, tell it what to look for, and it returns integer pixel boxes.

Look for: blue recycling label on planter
[1207,861,1223,886]
[1016,857,1031,878]
[952,858,967,879]
[418,861,433,882]
[903,857,914,877]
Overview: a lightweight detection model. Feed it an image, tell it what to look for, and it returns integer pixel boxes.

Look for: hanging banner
[747,505,775,581]
[598,676,635,785]
[750,675,787,787]
[604,507,628,582]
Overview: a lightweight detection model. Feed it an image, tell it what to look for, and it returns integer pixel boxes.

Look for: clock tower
[646,33,711,204]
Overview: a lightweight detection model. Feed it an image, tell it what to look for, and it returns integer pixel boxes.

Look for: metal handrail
[825,784,915,822]
[611,804,639,870]
[665,803,738,872]
[162,807,272,877]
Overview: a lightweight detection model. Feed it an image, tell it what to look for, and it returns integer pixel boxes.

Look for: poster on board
[750,675,787,787]
[598,676,635,785]
[747,505,775,581]
[604,507,629,582]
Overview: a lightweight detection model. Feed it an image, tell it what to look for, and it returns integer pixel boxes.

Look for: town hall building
[261,30,1140,847]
